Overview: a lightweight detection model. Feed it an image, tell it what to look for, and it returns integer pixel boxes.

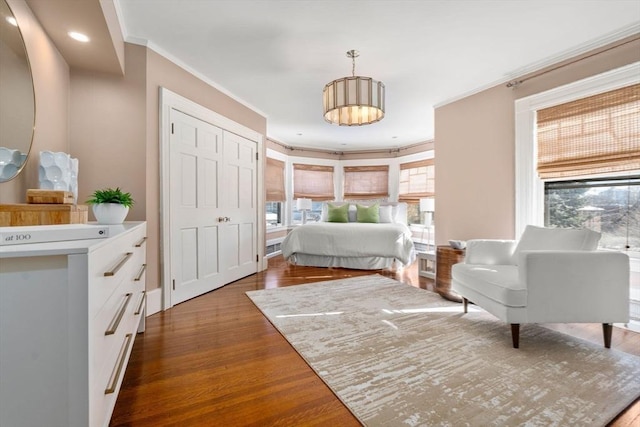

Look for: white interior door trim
[159,87,264,310]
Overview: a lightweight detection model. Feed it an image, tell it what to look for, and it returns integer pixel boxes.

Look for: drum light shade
[322,50,385,126]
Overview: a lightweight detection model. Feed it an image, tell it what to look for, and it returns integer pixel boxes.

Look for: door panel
[239,166,253,209]
[180,227,198,283]
[226,164,240,208]
[201,226,219,278]
[179,154,197,207]
[202,159,218,207]
[239,222,254,264]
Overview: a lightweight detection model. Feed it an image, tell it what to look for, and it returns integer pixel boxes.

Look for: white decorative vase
[92,203,129,225]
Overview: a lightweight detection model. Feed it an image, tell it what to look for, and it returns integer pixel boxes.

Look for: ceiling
[26,0,640,152]
[25,0,124,74]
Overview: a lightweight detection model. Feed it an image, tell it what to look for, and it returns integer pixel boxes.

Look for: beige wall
[1,0,69,203]
[69,44,147,219]
[434,37,640,245]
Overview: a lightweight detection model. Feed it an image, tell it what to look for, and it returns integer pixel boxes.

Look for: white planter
[92,203,129,225]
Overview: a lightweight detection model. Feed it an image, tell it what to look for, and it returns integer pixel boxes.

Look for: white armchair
[451,225,630,348]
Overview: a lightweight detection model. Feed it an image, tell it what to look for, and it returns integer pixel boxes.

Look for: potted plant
[86,187,134,225]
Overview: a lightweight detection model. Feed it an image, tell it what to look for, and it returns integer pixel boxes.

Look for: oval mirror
[0,0,35,183]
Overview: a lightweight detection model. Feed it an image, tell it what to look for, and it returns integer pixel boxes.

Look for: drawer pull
[105,293,132,336]
[134,291,146,316]
[104,252,133,277]
[135,237,147,247]
[134,264,146,282]
[105,333,133,394]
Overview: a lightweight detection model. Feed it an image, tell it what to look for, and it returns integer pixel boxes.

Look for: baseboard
[146,288,162,316]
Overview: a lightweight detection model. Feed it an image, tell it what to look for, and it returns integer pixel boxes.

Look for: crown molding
[126,36,268,118]
[435,23,640,109]
[113,1,267,118]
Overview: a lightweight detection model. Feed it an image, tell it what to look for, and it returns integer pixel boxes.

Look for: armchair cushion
[452,264,524,307]
[465,240,517,265]
[511,225,600,265]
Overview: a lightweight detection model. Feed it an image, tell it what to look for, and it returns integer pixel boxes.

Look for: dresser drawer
[90,330,137,427]
[91,281,144,373]
[88,228,145,317]
[90,286,143,427]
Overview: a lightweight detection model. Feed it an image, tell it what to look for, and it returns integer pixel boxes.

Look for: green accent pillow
[356,203,380,223]
[327,203,349,223]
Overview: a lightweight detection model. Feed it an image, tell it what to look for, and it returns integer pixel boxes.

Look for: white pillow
[379,205,394,223]
[320,203,328,221]
[348,204,357,222]
[511,225,601,265]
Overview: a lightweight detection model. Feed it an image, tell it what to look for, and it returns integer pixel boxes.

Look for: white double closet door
[169,109,257,305]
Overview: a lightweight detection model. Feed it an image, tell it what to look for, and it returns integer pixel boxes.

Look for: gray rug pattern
[246,275,640,427]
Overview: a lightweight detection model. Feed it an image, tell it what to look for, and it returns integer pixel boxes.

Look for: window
[515,63,639,234]
[266,158,285,201]
[343,165,389,200]
[293,164,335,200]
[266,157,285,228]
[399,159,435,224]
[398,159,435,201]
[545,176,639,250]
[266,201,282,227]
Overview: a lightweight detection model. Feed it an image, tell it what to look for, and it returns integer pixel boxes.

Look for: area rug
[246,274,640,427]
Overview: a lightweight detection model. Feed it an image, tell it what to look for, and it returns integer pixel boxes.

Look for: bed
[281,203,416,270]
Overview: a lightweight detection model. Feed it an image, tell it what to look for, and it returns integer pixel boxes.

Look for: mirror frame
[0,0,35,183]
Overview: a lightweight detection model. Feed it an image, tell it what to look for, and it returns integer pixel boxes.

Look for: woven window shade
[398,159,435,202]
[343,165,389,200]
[293,163,335,201]
[537,84,640,179]
[266,158,285,201]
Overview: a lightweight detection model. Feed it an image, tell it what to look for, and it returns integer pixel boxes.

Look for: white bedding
[281,222,416,269]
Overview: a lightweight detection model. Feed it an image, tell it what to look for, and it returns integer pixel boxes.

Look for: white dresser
[0,222,147,427]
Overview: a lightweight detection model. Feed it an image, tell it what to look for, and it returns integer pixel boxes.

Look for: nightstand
[436,245,465,302]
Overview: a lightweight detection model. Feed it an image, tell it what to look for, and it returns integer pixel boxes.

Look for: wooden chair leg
[510,324,520,348]
[602,323,613,348]
[462,297,468,313]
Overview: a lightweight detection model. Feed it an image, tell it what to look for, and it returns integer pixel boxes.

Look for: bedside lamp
[420,198,435,227]
[296,198,313,224]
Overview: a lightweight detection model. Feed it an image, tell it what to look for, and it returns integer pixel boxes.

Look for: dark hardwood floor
[110,256,640,426]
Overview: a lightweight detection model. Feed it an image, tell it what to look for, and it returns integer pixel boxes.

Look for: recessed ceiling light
[296,132,303,136]
[6,16,17,26]
[68,31,90,42]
